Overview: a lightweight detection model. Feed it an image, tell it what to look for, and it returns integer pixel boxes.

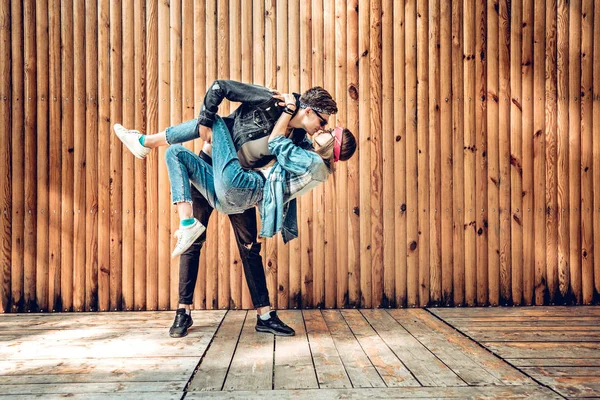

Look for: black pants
[178,152,270,309]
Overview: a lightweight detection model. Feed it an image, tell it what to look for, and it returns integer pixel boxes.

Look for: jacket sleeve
[268,136,321,175]
[198,80,274,127]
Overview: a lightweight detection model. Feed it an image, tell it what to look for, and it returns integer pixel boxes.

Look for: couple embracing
[114,80,356,338]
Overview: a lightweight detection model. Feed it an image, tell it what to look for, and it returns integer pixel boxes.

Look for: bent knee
[165,144,186,159]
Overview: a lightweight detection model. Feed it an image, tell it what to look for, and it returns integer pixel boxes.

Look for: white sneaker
[113,124,151,159]
[171,220,206,258]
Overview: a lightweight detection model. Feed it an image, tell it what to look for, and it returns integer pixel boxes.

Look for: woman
[117,94,356,257]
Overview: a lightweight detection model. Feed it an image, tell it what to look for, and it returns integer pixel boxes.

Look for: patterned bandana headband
[333,126,344,162]
[299,101,329,115]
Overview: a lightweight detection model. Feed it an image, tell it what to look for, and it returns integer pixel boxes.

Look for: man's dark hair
[300,87,338,114]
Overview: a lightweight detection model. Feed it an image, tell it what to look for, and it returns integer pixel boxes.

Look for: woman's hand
[270,88,285,106]
[282,93,296,111]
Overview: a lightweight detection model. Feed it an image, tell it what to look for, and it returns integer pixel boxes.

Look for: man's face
[303,108,330,135]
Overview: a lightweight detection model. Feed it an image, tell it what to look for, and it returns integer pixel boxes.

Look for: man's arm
[198,80,278,128]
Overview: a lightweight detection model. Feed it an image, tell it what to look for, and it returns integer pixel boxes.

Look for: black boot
[169,308,193,338]
[255,311,295,336]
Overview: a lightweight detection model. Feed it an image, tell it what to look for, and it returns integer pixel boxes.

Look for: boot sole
[255,325,295,336]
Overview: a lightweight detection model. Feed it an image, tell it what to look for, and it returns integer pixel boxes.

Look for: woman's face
[313,130,335,149]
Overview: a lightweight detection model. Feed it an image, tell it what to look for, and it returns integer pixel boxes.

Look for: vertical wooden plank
[170,0,182,311]
[556,0,570,299]
[264,0,276,309]
[217,0,231,310]
[335,0,348,308]
[276,0,289,310]
[229,0,242,310]
[369,0,383,308]
[580,0,594,304]
[287,0,300,310]
[72,0,85,311]
[405,0,418,307]
[300,0,313,308]
[23,0,37,311]
[522,0,534,306]
[143,0,156,310]
[358,0,372,308]
[451,0,465,306]
[594,0,600,298]
[239,0,251,309]
[97,0,110,311]
[205,0,217,310]
[346,0,360,308]
[416,0,429,306]
[0,0,10,313]
[145,0,158,311]
[110,0,123,311]
[134,0,147,311]
[475,0,488,306]
[568,0,582,303]
[439,0,452,305]
[157,0,170,310]
[323,0,335,309]
[510,0,523,305]
[143,0,157,311]
[545,0,558,303]
[381,0,395,307]
[533,0,547,305]
[498,0,512,304]
[192,0,206,310]
[60,0,74,313]
[122,0,135,310]
[487,0,500,306]
[11,0,24,312]
[428,0,441,306]
[49,0,62,312]
[182,0,194,152]
[463,0,476,306]
[85,0,98,311]
[312,0,325,309]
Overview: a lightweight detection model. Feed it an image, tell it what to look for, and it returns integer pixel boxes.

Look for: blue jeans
[165,117,264,214]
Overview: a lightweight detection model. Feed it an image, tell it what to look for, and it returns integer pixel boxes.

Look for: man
[169,80,337,338]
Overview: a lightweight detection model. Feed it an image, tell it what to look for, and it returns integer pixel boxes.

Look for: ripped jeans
[162,118,270,308]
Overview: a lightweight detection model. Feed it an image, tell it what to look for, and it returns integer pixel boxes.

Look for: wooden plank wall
[1,0,599,312]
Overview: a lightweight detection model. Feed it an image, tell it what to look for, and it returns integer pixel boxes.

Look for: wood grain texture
[1,0,599,312]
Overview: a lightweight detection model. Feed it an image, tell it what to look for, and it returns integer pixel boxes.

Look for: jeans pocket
[222,187,257,210]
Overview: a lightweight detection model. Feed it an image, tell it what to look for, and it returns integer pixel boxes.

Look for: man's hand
[199,125,212,144]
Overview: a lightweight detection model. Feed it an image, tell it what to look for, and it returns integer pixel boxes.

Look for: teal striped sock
[139,135,146,147]
[181,218,195,227]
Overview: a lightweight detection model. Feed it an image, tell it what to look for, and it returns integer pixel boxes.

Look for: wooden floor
[2,307,598,399]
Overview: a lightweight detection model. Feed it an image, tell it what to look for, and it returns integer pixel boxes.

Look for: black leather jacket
[197,80,312,169]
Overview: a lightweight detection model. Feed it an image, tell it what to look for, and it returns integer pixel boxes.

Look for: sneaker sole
[255,325,295,336]
[171,224,206,258]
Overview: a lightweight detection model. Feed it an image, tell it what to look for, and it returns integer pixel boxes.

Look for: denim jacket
[198,80,314,242]
[197,80,312,168]
[258,136,329,243]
